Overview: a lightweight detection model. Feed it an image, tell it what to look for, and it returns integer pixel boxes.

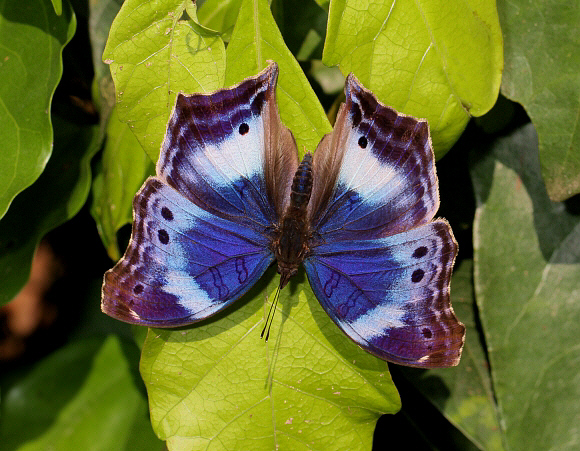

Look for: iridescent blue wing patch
[304,221,463,367]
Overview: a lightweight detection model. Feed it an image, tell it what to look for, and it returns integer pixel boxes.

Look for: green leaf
[0,117,99,306]
[471,123,580,450]
[0,336,162,450]
[498,0,580,201]
[224,0,332,153]
[0,0,76,219]
[50,0,62,15]
[103,0,226,162]
[197,0,242,41]
[141,269,400,450]
[91,107,155,261]
[401,259,505,451]
[322,0,503,157]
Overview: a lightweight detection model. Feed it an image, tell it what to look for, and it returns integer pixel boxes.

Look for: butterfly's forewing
[305,75,464,367]
[102,63,298,326]
[157,63,298,230]
[308,74,439,241]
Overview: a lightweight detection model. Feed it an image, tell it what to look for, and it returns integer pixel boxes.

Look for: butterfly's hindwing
[309,74,439,241]
[304,220,464,367]
[102,178,274,327]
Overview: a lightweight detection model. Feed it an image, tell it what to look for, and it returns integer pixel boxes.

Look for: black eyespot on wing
[161,207,174,221]
[422,328,432,338]
[412,246,428,258]
[133,284,144,295]
[358,136,368,148]
[239,123,249,135]
[411,269,424,283]
[158,229,169,245]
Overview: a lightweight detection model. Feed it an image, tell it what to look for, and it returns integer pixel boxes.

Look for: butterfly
[101,62,465,368]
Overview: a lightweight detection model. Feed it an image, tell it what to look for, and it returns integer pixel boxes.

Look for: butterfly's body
[102,62,465,368]
[272,152,313,288]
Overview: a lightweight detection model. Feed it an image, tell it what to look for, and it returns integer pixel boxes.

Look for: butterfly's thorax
[272,153,313,288]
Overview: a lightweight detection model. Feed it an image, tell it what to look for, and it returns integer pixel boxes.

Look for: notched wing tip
[172,61,280,108]
[343,71,431,130]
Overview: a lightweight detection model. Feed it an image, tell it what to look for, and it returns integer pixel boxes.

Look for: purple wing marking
[304,220,464,368]
[310,74,438,241]
[102,178,274,327]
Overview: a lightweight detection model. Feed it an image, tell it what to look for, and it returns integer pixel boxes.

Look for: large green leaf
[0,0,76,219]
[91,107,154,261]
[498,0,580,201]
[471,123,580,450]
[402,259,505,451]
[322,0,503,157]
[0,336,162,451]
[0,117,100,306]
[224,0,332,153]
[141,269,400,450]
[103,0,226,161]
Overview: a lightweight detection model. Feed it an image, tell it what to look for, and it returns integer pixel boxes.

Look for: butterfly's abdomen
[290,153,313,209]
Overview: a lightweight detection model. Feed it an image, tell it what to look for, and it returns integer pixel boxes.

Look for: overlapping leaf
[498,0,580,201]
[0,0,76,219]
[322,0,503,156]
[141,270,401,450]
[471,124,580,450]
[0,336,162,450]
[224,0,332,153]
[103,0,226,161]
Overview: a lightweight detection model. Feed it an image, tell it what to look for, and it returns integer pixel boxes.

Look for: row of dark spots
[133,205,175,296]
[413,243,435,343]
[415,243,431,342]
[411,246,428,284]
[159,205,174,245]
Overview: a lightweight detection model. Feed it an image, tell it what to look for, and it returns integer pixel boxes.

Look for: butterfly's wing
[102,179,275,326]
[305,74,464,367]
[304,221,462,367]
[102,63,298,326]
[157,62,298,229]
[308,74,438,240]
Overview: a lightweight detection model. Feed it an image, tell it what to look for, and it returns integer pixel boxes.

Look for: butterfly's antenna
[261,284,281,342]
